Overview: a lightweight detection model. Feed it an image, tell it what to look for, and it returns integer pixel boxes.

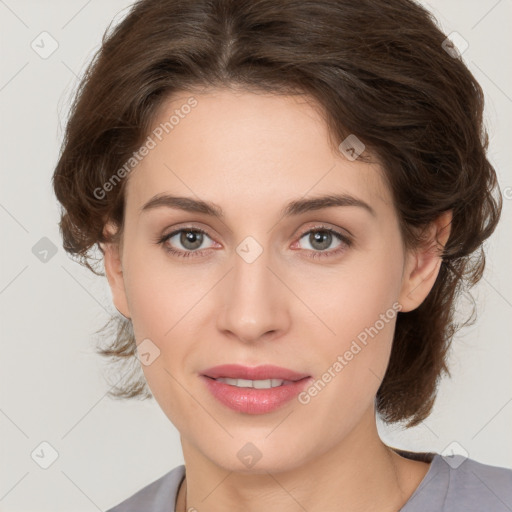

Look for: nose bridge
[233,235,272,298]
[217,234,289,341]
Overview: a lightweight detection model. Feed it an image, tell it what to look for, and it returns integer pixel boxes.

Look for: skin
[102,88,452,512]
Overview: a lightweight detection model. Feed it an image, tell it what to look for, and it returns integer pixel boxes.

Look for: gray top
[106,451,512,511]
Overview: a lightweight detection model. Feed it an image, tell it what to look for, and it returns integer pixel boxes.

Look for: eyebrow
[140,193,376,218]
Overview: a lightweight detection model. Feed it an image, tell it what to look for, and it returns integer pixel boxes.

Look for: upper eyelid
[158,210,357,237]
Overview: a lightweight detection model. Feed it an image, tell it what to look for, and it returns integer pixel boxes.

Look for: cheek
[138,354,203,439]
[297,301,399,428]
[122,240,200,337]
[120,247,213,423]
[296,237,403,403]
[296,234,403,347]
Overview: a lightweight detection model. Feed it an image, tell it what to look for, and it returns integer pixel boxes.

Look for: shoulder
[404,454,512,512]
[106,465,185,512]
[444,456,512,510]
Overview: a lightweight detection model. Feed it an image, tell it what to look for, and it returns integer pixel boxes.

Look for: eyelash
[156,225,352,260]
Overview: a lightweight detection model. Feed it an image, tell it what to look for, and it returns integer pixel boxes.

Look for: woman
[52,0,511,510]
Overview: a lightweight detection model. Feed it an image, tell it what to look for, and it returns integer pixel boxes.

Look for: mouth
[200,364,312,414]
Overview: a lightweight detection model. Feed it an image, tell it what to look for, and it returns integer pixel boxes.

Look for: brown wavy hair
[52,0,502,427]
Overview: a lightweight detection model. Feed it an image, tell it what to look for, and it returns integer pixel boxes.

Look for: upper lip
[201,364,310,381]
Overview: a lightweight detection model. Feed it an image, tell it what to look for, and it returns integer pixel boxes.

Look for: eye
[294,226,352,259]
[156,225,352,260]
[157,228,216,258]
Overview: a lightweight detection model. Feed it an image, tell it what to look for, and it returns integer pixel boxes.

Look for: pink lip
[200,364,312,414]
[201,364,310,381]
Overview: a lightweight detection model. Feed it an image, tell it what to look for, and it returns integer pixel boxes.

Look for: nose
[216,241,291,344]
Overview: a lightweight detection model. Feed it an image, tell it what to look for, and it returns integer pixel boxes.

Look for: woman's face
[106,89,426,472]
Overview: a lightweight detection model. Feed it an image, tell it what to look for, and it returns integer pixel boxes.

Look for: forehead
[125,89,392,219]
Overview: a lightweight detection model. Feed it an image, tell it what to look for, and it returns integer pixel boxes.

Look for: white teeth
[215,378,289,389]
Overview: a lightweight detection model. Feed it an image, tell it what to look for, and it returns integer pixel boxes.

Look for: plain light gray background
[1,0,511,510]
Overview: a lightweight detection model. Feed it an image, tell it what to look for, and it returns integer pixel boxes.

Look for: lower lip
[201,375,312,414]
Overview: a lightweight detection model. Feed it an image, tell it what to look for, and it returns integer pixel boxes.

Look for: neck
[176,408,430,512]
